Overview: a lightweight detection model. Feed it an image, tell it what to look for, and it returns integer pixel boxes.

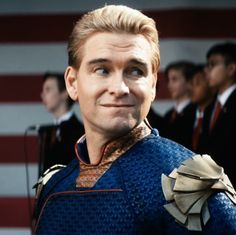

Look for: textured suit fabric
[199,89,236,187]
[163,103,196,149]
[39,114,84,173]
[34,130,236,235]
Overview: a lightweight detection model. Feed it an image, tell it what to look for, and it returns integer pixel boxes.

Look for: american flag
[0,1,236,234]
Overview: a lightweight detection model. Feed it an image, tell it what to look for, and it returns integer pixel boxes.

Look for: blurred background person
[147,79,166,136]
[163,61,196,149]
[147,106,166,136]
[189,64,216,152]
[200,42,236,186]
[39,72,84,174]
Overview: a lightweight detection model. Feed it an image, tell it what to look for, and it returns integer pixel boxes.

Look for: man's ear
[227,63,236,78]
[64,66,78,101]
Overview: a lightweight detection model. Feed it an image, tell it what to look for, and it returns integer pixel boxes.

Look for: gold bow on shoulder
[161,154,236,231]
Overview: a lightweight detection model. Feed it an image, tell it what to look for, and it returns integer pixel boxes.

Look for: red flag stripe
[0,197,35,227]
[0,136,39,163]
[0,75,43,102]
[0,73,170,102]
[1,9,236,43]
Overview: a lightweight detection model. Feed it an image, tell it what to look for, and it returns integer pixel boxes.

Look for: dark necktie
[171,110,178,122]
[192,115,203,151]
[50,125,60,145]
[210,101,222,131]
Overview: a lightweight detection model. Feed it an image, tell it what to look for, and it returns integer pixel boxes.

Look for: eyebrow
[129,59,148,68]
[87,58,111,66]
[87,58,148,68]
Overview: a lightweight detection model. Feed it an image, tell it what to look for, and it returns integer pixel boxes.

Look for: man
[200,42,236,187]
[163,61,196,149]
[189,64,215,152]
[40,72,84,173]
[34,5,236,234]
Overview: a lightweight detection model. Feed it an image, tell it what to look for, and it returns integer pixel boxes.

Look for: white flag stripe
[1,39,236,75]
[0,101,171,135]
[0,164,37,196]
[0,103,83,135]
[0,43,67,74]
[0,228,31,235]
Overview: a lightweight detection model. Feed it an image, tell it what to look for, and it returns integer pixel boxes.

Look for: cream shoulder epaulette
[33,164,66,199]
[161,154,236,231]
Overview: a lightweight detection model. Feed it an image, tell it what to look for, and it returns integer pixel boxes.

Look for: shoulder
[225,88,236,109]
[118,131,194,181]
[161,154,236,231]
[182,103,196,117]
[34,159,79,215]
[140,132,194,172]
[164,108,174,119]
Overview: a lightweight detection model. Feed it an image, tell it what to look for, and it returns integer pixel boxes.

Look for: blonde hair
[67,5,160,73]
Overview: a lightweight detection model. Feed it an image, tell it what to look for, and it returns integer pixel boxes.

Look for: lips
[101,104,134,107]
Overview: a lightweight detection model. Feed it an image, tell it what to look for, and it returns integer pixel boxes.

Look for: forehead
[168,69,184,79]
[80,32,152,65]
[192,72,206,83]
[208,54,225,61]
[43,77,58,87]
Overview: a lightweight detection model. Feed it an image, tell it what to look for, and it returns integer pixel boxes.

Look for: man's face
[205,54,229,92]
[191,71,212,105]
[41,77,65,113]
[67,32,157,138]
[167,69,190,100]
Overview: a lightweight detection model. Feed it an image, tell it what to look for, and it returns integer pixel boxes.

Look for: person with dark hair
[189,64,215,152]
[34,6,236,235]
[40,72,84,172]
[200,42,236,186]
[163,61,196,148]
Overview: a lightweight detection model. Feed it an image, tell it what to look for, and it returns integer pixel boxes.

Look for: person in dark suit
[189,64,215,152]
[40,72,84,174]
[163,61,196,149]
[147,106,166,136]
[200,42,236,187]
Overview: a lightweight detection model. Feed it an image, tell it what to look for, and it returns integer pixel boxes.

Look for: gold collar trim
[76,122,151,188]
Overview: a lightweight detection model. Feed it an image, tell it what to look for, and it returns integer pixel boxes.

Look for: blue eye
[95,67,109,75]
[126,67,144,77]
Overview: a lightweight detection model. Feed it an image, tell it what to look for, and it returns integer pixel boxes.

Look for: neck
[198,96,214,112]
[218,80,235,95]
[176,95,190,105]
[84,121,150,165]
[85,133,109,165]
[53,105,69,119]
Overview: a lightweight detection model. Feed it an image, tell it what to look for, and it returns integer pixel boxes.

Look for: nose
[108,74,130,97]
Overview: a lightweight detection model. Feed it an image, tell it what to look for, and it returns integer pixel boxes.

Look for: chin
[107,120,136,136]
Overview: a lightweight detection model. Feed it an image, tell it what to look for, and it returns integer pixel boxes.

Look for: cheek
[136,82,154,101]
[195,87,204,98]
[210,68,224,81]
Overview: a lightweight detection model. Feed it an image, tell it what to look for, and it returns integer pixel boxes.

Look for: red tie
[192,115,203,151]
[171,110,178,122]
[210,101,222,131]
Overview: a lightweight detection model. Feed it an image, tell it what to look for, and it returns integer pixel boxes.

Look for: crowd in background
[40,41,236,188]
[148,41,236,187]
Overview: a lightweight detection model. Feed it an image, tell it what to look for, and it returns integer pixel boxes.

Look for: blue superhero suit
[34,129,236,234]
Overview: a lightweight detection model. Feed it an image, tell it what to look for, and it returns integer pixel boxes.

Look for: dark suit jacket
[163,102,196,149]
[39,113,84,174]
[147,107,166,136]
[199,89,236,187]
